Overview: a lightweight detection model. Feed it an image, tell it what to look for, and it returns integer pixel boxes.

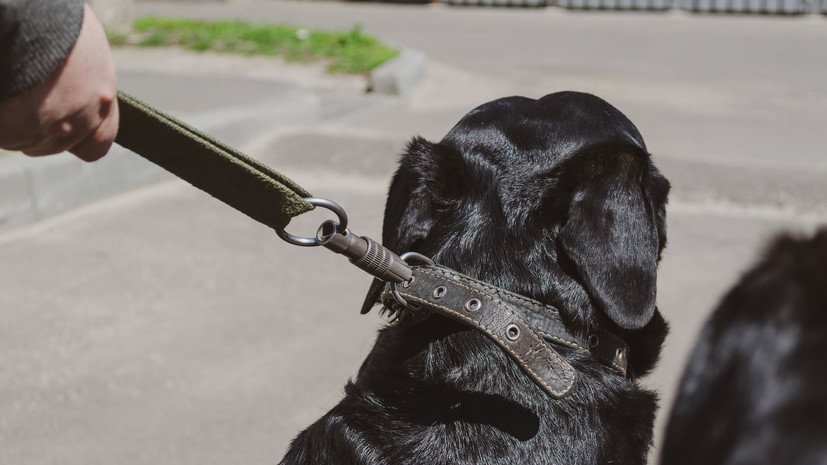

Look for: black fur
[660,228,827,465]
[280,91,671,465]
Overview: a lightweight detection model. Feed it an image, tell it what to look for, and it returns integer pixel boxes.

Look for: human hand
[0,4,119,162]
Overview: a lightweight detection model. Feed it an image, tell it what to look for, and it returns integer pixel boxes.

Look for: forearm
[0,0,85,102]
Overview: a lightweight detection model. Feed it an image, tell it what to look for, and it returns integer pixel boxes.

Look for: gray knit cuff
[0,0,85,102]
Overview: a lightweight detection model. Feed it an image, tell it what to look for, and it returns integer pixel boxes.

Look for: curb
[0,91,320,231]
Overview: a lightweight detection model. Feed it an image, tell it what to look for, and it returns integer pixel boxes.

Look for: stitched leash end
[115,90,314,231]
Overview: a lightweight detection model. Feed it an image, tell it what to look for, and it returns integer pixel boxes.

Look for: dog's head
[363,91,670,375]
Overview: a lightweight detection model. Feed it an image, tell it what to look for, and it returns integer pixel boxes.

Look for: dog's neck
[420,231,606,340]
[381,264,631,397]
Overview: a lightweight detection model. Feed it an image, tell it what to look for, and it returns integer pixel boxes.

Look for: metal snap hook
[276,198,348,247]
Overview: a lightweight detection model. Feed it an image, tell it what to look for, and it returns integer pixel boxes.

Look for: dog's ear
[558,150,662,330]
[380,137,437,254]
[361,137,437,314]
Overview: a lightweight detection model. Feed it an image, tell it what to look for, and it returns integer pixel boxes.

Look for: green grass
[108,17,399,75]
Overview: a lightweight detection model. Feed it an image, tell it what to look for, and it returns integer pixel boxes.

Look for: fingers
[12,93,119,159]
[20,118,92,157]
[69,96,120,162]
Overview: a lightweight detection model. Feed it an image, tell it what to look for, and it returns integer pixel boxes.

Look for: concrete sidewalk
[2,3,826,465]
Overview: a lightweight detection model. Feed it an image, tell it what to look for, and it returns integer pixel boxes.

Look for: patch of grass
[108,17,399,74]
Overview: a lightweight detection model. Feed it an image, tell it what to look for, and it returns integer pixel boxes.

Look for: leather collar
[381,265,629,398]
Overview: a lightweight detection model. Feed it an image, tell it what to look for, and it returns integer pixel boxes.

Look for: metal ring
[390,282,409,308]
[464,298,482,312]
[400,252,435,266]
[432,286,447,299]
[390,282,421,311]
[276,198,348,247]
[588,334,600,349]
[505,324,521,342]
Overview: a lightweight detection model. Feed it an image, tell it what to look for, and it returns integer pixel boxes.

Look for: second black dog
[280,91,671,465]
[660,228,827,465]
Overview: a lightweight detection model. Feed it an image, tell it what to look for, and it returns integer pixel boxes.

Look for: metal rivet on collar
[615,348,625,363]
[402,276,415,288]
[505,324,521,341]
[432,286,447,299]
[464,298,482,312]
[588,334,600,348]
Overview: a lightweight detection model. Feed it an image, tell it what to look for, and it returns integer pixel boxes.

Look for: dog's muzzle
[382,265,630,398]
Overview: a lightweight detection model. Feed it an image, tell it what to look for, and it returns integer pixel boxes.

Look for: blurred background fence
[441,0,824,13]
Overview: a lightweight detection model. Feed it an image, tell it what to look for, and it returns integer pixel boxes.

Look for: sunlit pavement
[2,2,825,464]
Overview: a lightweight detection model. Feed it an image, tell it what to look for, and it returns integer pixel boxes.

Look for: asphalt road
[2,2,826,464]
[137,1,827,172]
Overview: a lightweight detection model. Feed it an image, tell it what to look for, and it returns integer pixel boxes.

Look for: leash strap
[382,265,630,398]
[114,91,314,231]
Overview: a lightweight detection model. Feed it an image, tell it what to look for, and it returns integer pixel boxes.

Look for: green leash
[114,91,313,231]
[114,88,410,279]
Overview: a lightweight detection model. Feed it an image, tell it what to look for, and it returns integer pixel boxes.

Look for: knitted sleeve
[0,0,85,102]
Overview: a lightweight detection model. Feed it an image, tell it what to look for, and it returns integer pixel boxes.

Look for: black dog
[280,91,671,465]
[660,228,827,465]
